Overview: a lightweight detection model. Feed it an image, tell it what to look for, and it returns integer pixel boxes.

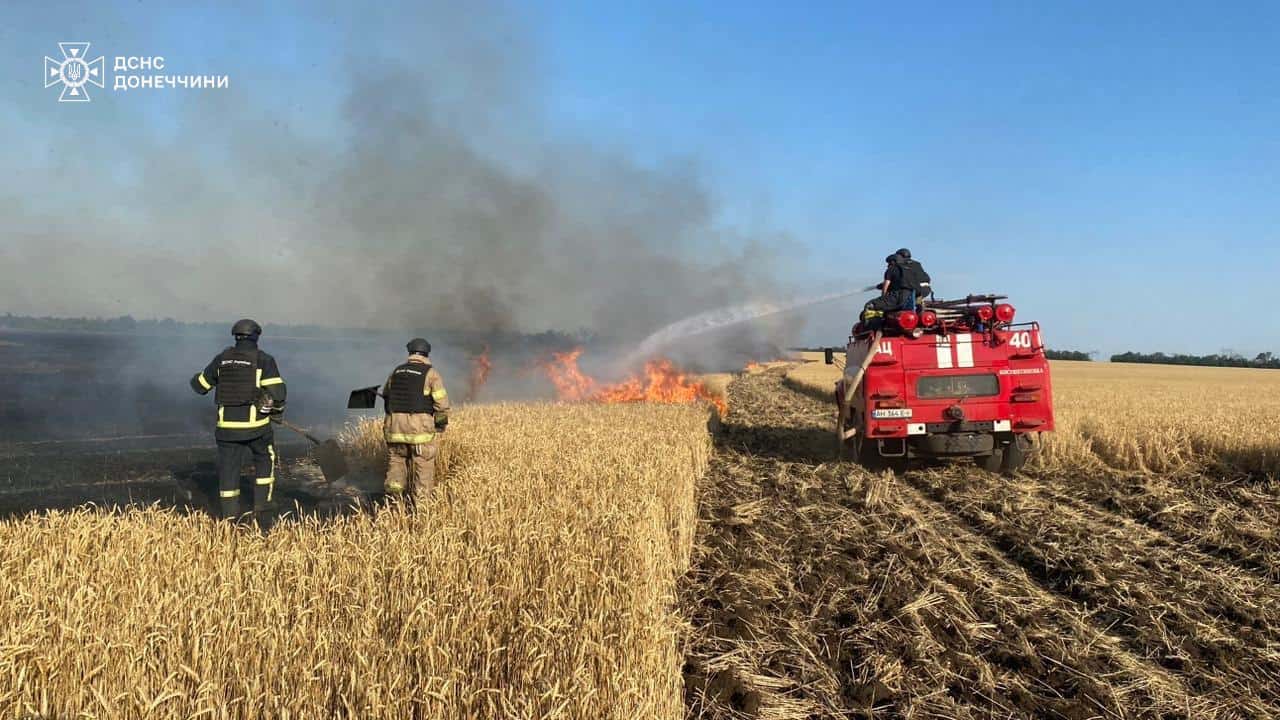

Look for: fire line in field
[541,348,727,414]
[465,346,492,402]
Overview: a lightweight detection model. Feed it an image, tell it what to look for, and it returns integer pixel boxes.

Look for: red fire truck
[825,295,1054,473]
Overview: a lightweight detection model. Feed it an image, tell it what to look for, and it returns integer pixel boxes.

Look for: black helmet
[231,318,262,339]
[896,248,912,259]
[406,338,431,356]
[885,254,898,264]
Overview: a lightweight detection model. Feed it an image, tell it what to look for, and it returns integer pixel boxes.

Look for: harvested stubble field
[4,356,1280,719]
[0,403,710,719]
[683,359,1280,718]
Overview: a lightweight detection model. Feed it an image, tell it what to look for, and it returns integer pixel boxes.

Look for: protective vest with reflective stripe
[386,362,435,415]
[214,348,259,407]
[898,259,932,297]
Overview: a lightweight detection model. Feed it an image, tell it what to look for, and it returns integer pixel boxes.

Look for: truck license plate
[871,408,913,419]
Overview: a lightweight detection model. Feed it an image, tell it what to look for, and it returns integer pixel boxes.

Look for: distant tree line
[1110,351,1280,369]
[1045,349,1093,361]
[0,313,592,350]
[1,313,285,336]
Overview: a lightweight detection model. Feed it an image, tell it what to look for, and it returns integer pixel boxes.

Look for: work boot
[219,497,241,521]
[253,510,277,535]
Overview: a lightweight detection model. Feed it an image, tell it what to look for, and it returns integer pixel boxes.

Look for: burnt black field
[0,329,437,442]
[0,329,469,517]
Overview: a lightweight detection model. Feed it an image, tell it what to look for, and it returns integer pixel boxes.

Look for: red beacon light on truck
[975,305,994,322]
[918,310,937,327]
[895,310,919,330]
[995,303,1016,323]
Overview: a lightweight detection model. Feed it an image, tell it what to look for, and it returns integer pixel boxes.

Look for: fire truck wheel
[979,448,1004,474]
[1001,436,1031,474]
[853,433,885,470]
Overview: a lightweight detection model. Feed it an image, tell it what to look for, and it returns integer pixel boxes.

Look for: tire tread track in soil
[681,369,1271,719]
[903,466,1280,714]
[1033,467,1280,582]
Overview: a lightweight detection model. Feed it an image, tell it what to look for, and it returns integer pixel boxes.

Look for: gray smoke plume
[0,0,831,457]
[0,0,791,346]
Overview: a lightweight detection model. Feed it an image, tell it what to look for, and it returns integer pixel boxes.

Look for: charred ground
[682,368,1280,719]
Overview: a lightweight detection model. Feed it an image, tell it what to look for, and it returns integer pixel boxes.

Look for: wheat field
[0,403,711,719]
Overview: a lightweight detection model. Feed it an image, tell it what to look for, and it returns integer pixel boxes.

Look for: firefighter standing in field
[382,338,449,504]
[189,319,286,520]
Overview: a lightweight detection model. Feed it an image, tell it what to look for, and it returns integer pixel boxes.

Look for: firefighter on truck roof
[382,337,449,505]
[189,319,286,521]
[863,247,934,326]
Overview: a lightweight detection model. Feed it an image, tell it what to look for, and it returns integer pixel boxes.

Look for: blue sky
[3,1,1278,356]
[531,1,1280,354]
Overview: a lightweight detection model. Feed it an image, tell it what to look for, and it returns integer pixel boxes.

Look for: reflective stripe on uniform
[217,405,271,429]
[197,373,213,391]
[219,419,270,428]
[219,488,240,498]
[259,376,284,386]
[431,388,447,400]
[257,444,276,501]
[385,483,405,493]
[385,432,435,444]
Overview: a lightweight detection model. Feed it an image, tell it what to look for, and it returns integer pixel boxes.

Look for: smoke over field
[1,1,797,347]
[0,0,843,448]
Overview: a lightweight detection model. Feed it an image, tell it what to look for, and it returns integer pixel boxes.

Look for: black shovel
[347,385,382,410]
[271,418,349,483]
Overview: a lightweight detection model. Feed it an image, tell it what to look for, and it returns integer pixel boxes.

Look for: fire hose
[842,330,883,408]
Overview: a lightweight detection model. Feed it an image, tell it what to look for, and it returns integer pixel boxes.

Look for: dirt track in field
[681,368,1280,719]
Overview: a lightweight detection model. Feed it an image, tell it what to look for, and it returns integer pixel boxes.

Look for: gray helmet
[231,318,262,339]
[896,248,912,259]
[406,338,431,356]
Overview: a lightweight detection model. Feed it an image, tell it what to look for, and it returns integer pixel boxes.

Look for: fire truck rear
[825,295,1054,473]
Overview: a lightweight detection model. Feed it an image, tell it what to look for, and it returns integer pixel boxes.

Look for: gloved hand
[258,395,285,417]
[434,417,448,433]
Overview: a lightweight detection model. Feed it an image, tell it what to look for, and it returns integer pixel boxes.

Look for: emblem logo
[44,42,105,102]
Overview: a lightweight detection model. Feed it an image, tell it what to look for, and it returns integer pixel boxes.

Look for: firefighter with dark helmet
[382,337,449,504]
[189,319,287,520]
[862,247,934,324]
[894,248,933,303]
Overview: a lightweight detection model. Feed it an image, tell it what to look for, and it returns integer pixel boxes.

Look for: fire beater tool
[271,418,349,483]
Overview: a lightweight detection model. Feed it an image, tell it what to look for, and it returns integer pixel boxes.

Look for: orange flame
[543,348,597,401]
[465,346,493,402]
[540,348,727,414]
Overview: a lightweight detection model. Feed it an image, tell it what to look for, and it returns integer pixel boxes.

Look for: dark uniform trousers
[865,289,915,314]
[216,429,276,518]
